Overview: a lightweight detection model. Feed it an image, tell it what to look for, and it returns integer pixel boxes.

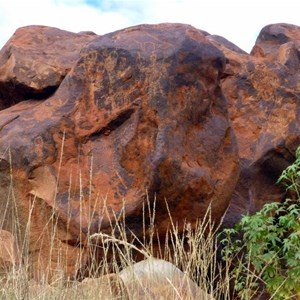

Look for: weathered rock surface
[0,22,299,278]
[119,258,214,299]
[209,23,300,226]
[0,25,96,109]
[0,24,239,277]
[0,230,20,271]
[67,273,128,299]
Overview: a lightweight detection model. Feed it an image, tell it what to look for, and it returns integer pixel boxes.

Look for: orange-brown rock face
[0,25,96,110]
[209,23,300,226]
[3,22,300,279]
[0,24,239,277]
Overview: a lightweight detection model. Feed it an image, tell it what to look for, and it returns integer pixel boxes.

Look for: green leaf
[220,146,300,299]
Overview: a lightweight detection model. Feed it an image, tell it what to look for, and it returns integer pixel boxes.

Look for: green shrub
[221,146,300,299]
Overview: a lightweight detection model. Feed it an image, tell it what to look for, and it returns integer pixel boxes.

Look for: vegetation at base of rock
[1,149,300,299]
[0,189,228,299]
[221,146,300,299]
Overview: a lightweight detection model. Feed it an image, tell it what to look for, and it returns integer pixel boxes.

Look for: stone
[0,230,20,272]
[119,258,214,299]
[0,23,239,278]
[208,23,300,227]
[0,25,96,109]
[250,23,300,62]
[67,273,128,299]
[66,259,214,299]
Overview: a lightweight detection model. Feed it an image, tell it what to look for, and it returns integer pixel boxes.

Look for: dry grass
[0,194,233,299]
[0,145,233,299]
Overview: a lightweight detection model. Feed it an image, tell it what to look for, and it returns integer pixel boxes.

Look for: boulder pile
[0,23,299,279]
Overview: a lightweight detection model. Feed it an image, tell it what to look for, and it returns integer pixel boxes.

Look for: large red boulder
[0,24,239,278]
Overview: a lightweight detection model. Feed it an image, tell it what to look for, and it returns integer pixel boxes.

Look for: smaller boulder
[119,258,214,300]
[71,273,128,299]
[0,230,20,272]
[0,25,97,108]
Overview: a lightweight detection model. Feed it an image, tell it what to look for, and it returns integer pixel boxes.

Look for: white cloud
[1,0,300,52]
[121,0,300,52]
[0,0,135,48]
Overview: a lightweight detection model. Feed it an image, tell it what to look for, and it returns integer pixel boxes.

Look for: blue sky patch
[85,0,118,10]
[85,0,100,7]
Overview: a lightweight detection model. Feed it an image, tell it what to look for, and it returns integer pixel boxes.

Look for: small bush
[221,146,300,299]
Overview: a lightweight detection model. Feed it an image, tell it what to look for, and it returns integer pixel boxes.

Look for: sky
[0,0,300,53]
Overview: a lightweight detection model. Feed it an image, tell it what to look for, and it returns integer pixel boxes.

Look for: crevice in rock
[253,148,294,184]
[0,115,19,132]
[60,238,85,248]
[0,81,61,110]
[89,108,135,140]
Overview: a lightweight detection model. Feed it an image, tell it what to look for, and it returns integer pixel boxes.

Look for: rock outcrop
[0,24,239,278]
[0,25,96,109]
[209,23,300,226]
[0,22,299,278]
